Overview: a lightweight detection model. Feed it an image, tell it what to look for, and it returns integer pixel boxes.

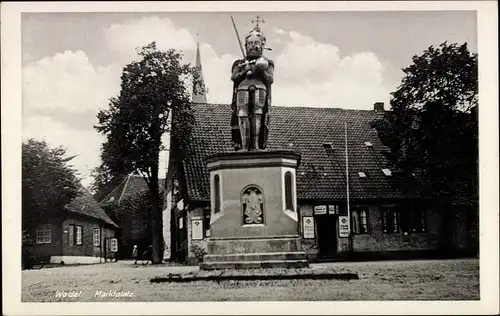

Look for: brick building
[27,188,118,265]
[165,102,479,264]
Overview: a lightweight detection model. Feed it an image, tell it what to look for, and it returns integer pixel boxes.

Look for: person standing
[132,245,138,264]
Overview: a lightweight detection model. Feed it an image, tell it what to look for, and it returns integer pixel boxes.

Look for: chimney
[373,102,385,112]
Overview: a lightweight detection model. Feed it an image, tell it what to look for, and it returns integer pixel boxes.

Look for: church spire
[192,32,207,103]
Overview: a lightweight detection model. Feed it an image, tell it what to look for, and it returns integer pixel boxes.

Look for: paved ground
[22,258,479,302]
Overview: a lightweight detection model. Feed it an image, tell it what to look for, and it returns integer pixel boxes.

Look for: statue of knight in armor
[230,24,274,151]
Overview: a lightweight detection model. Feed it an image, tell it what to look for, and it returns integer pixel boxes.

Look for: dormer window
[382,169,392,176]
[358,172,367,178]
[322,143,333,149]
[364,142,373,147]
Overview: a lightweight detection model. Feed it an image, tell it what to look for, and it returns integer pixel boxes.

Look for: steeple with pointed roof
[192,34,207,104]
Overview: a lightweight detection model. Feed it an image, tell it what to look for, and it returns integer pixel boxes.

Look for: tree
[22,139,81,232]
[112,191,163,258]
[95,42,196,264]
[374,42,478,209]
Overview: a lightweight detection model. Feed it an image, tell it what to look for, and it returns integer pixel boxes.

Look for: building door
[316,215,337,258]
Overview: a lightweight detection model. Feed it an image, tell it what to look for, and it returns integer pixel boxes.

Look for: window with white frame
[93,228,100,246]
[76,225,83,245]
[382,208,399,233]
[109,238,118,252]
[351,208,369,234]
[36,226,51,244]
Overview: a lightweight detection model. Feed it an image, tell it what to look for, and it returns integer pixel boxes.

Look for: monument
[200,17,308,270]
[229,15,273,152]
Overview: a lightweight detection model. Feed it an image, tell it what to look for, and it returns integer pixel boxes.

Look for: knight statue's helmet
[245,25,266,55]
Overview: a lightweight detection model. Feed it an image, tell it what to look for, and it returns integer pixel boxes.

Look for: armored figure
[230,24,274,151]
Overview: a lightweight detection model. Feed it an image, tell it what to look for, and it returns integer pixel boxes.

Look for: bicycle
[141,250,152,266]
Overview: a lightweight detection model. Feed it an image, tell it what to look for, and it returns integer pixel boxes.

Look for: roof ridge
[118,175,132,203]
[194,102,384,112]
[129,174,166,180]
[98,176,128,204]
[66,189,118,227]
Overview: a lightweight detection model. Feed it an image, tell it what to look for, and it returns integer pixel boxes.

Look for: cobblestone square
[22,258,479,302]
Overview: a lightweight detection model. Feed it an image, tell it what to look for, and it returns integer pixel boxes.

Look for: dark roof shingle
[66,189,118,227]
[182,103,416,201]
[100,175,166,205]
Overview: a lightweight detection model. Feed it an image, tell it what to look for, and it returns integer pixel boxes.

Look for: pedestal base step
[200,259,309,270]
[204,251,306,263]
[207,236,301,254]
[202,236,309,270]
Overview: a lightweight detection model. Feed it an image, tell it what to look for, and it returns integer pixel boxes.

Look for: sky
[21,11,477,188]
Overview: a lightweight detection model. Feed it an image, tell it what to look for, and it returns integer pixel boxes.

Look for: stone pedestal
[200,150,308,270]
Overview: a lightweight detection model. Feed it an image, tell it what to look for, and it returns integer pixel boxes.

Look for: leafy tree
[112,191,164,258]
[22,139,81,232]
[374,42,478,210]
[95,42,196,264]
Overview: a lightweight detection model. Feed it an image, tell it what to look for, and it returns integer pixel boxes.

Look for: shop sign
[339,216,350,237]
[314,205,327,215]
[303,216,315,239]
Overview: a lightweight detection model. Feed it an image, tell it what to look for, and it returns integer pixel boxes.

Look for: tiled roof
[182,103,417,201]
[66,188,118,227]
[100,175,166,205]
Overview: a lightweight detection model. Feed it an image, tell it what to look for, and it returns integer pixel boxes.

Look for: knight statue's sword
[230,16,246,59]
